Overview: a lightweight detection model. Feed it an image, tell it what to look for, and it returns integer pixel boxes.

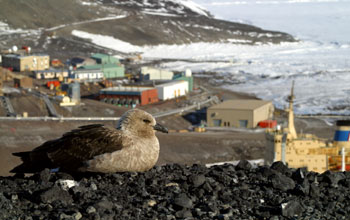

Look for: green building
[81,64,125,78]
[91,53,120,65]
[173,75,193,92]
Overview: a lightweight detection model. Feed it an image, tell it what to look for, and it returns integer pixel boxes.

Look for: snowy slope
[71,0,350,115]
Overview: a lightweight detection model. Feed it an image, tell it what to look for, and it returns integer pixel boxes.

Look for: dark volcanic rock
[1,161,350,219]
[235,159,252,170]
[270,173,295,192]
[39,186,73,205]
[281,199,304,217]
[174,193,193,209]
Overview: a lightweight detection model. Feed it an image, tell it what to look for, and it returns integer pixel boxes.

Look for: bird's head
[117,109,168,137]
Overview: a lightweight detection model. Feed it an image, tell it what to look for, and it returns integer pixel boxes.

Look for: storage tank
[68,82,80,103]
[333,120,350,150]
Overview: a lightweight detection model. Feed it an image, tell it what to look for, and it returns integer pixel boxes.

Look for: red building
[99,86,158,106]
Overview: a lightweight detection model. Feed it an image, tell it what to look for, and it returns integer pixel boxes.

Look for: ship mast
[286,81,297,139]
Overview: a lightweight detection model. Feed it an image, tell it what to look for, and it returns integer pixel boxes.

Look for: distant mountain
[0,0,296,60]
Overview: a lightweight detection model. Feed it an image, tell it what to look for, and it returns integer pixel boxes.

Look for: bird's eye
[143,119,151,123]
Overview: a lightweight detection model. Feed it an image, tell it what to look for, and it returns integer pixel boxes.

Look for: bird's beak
[153,123,168,133]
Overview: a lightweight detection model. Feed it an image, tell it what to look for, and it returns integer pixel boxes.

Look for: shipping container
[14,76,33,88]
[258,120,277,128]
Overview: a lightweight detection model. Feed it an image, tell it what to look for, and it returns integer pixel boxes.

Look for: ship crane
[285,81,297,139]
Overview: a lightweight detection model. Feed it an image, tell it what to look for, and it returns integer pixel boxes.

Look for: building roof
[91,53,110,59]
[209,99,272,111]
[101,86,155,92]
[34,69,68,73]
[3,54,49,59]
[73,69,103,73]
[155,80,187,88]
[80,64,122,70]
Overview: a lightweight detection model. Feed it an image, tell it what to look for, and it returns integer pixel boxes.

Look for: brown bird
[10,109,168,174]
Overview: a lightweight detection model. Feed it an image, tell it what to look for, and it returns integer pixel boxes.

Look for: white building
[34,69,69,79]
[156,80,189,100]
[140,66,174,80]
[70,69,104,81]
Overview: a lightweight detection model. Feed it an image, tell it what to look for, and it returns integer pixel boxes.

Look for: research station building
[156,80,189,100]
[207,99,274,128]
[2,54,49,72]
[140,67,174,80]
[99,86,159,106]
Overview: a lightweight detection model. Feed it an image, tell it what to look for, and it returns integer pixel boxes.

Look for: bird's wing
[42,124,130,171]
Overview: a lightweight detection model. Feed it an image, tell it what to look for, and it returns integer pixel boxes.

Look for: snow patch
[171,0,210,16]
[71,30,143,53]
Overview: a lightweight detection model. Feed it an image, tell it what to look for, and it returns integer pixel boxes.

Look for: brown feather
[11,124,128,173]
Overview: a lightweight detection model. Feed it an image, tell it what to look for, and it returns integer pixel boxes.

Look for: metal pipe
[342,147,346,172]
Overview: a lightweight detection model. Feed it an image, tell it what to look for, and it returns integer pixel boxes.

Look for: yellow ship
[265,82,350,173]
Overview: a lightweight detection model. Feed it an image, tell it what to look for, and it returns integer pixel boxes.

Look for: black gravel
[1,161,350,219]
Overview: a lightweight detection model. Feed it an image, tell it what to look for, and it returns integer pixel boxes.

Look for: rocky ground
[0,161,349,219]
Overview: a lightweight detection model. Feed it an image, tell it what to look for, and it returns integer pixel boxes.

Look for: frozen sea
[191,0,350,115]
[72,0,350,115]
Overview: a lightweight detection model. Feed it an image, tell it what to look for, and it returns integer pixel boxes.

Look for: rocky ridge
[0,161,349,219]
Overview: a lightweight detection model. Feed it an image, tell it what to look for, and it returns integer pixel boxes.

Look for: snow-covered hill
[0,0,295,60]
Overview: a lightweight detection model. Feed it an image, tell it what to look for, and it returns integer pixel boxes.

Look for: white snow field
[71,0,350,115]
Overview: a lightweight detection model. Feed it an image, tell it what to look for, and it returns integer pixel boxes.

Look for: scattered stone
[90,182,98,191]
[86,206,96,214]
[56,179,79,191]
[174,193,193,209]
[175,209,192,218]
[72,211,82,220]
[95,200,114,212]
[321,170,346,187]
[38,168,51,183]
[1,163,350,218]
[281,200,304,217]
[190,174,206,187]
[235,160,252,170]
[270,161,290,175]
[39,185,73,205]
[270,173,295,192]
[147,199,157,207]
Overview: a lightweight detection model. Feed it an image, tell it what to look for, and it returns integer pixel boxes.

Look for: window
[239,120,248,128]
[224,122,227,126]
[213,119,222,127]
[228,122,230,127]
